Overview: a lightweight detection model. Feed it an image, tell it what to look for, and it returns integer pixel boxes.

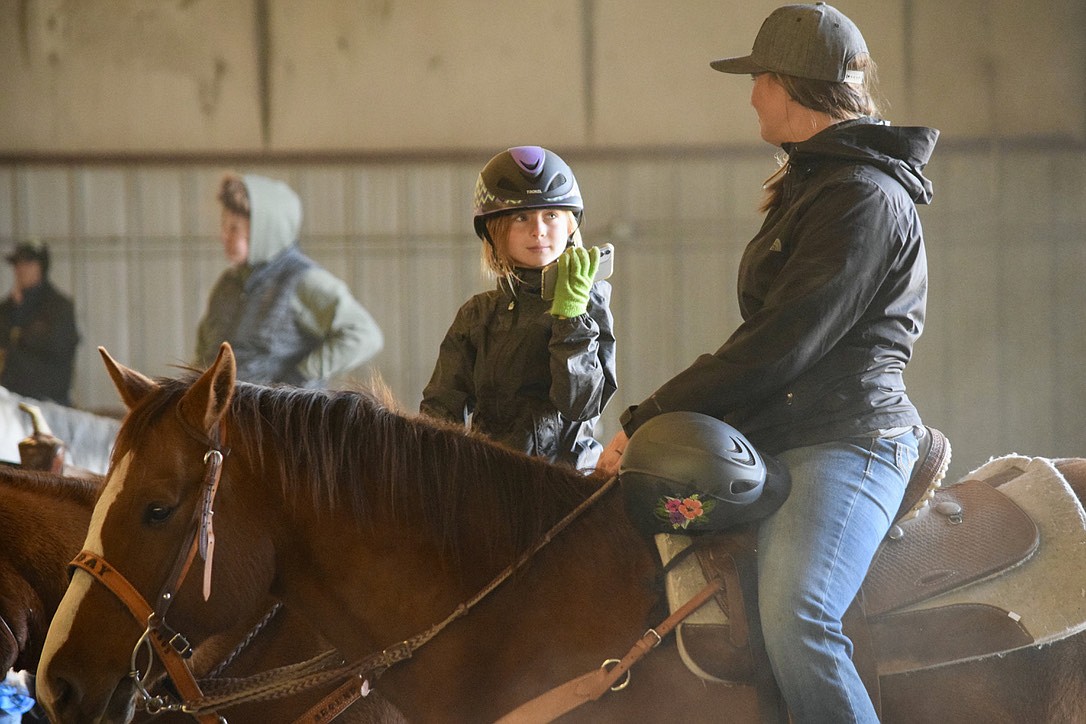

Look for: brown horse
[0,463,400,723]
[35,344,1086,722]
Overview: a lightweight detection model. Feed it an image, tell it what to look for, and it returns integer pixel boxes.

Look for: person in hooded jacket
[597,4,938,722]
[196,173,383,387]
[421,146,617,472]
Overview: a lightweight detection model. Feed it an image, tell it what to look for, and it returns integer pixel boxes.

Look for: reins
[152,460,626,721]
[329,472,625,682]
[495,575,724,722]
[204,601,284,680]
[275,470,722,724]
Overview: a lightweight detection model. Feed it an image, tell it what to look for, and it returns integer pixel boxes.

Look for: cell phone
[541,243,615,301]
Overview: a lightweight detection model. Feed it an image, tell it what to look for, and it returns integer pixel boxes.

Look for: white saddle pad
[655,533,732,682]
[893,455,1086,663]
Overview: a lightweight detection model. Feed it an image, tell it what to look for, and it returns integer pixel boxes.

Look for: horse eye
[144,504,174,525]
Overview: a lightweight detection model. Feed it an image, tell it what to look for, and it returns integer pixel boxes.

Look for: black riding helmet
[619,411,791,535]
[472,146,584,243]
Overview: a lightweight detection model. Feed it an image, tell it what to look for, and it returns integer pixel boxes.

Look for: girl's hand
[549,246,599,318]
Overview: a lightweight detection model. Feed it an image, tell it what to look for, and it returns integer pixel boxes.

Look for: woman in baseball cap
[599,4,939,721]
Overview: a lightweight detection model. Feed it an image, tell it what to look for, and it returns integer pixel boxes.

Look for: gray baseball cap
[710,3,868,84]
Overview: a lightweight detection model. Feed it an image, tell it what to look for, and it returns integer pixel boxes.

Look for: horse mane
[114,376,608,567]
[0,464,104,506]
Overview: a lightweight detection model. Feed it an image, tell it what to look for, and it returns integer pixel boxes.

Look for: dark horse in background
[35,344,1086,722]
[0,465,101,678]
[0,464,400,723]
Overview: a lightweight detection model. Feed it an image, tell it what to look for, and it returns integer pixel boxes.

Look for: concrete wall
[1,0,1084,480]
[4,0,1082,152]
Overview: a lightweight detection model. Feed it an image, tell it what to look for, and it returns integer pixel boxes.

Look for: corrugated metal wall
[2,144,1084,480]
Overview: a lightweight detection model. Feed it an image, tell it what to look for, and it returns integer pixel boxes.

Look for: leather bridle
[69,405,225,724]
[66,407,364,724]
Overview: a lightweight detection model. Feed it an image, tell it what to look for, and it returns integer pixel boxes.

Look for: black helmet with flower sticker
[619,411,791,535]
[472,146,583,241]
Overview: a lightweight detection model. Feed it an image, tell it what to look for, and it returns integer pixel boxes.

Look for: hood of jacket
[243,174,302,265]
[784,118,939,205]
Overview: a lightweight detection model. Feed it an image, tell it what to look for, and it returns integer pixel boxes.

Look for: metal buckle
[600,658,631,692]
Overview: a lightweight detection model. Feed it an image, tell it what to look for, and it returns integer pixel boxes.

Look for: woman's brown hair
[760,54,882,212]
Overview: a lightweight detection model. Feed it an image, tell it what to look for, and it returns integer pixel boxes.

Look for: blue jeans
[756,429,919,723]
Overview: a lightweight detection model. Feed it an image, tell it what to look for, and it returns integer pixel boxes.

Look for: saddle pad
[891,455,1086,659]
[863,478,1039,616]
[655,533,733,682]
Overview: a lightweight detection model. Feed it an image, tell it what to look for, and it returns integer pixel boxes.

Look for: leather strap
[154,446,224,617]
[495,577,723,723]
[71,551,219,724]
[292,674,368,724]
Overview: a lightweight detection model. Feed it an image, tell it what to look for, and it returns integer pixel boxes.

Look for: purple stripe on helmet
[509,146,545,176]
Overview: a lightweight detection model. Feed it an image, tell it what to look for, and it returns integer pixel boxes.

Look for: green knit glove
[549,246,599,318]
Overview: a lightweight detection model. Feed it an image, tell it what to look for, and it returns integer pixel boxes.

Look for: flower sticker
[655,493,716,530]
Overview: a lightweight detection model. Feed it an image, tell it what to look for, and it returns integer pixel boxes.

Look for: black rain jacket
[621,118,939,455]
[0,280,79,405]
[422,268,617,471]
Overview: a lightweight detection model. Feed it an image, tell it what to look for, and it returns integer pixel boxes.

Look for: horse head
[37,343,278,723]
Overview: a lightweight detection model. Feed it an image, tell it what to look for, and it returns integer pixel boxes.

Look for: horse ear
[178,342,237,434]
[99,346,158,410]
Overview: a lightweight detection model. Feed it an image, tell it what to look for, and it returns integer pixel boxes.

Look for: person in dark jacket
[598,5,938,721]
[421,146,617,472]
[196,173,384,387]
[0,240,79,405]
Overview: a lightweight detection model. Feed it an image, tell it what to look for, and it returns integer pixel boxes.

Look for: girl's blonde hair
[481,210,583,282]
[760,54,882,212]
